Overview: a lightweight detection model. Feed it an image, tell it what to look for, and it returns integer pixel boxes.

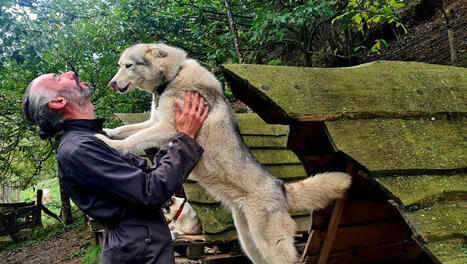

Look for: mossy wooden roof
[222,61,466,122]
[375,173,466,264]
[221,61,466,263]
[325,119,467,173]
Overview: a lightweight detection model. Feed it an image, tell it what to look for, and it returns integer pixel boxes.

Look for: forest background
[0,0,457,221]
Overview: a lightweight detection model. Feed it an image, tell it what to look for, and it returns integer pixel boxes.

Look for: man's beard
[74,75,94,100]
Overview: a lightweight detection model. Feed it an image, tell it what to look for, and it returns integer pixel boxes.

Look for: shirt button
[145,238,152,244]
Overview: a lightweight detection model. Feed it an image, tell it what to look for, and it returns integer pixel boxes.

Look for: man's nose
[61,71,75,80]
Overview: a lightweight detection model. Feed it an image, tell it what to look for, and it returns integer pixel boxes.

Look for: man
[23,71,209,263]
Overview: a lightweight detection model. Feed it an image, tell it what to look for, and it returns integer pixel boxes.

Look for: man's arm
[67,91,209,208]
[66,133,202,208]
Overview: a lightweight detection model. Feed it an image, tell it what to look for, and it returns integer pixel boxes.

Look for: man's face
[31,71,93,103]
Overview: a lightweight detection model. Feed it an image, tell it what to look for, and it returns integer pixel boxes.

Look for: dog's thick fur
[96,43,351,264]
[163,196,202,235]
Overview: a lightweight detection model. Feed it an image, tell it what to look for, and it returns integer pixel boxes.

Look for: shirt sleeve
[65,132,203,208]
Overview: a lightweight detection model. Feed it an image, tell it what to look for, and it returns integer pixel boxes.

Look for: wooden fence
[0,190,43,241]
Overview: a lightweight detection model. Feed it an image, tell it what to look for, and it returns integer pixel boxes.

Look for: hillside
[367,0,466,66]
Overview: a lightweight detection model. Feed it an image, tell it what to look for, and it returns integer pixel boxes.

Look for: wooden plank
[374,173,467,207]
[315,162,354,264]
[325,119,467,172]
[307,220,412,255]
[304,241,434,264]
[241,135,287,148]
[312,200,400,229]
[250,149,301,164]
[222,61,467,119]
[237,113,289,135]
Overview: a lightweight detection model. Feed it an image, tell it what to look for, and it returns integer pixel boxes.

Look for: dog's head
[162,196,185,222]
[109,43,186,94]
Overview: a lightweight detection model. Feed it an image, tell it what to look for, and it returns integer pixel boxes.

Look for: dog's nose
[109,81,119,91]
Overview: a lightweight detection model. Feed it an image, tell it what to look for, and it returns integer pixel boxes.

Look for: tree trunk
[224,0,244,63]
[445,8,457,65]
[59,177,73,224]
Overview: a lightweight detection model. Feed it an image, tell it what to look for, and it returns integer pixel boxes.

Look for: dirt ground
[0,224,93,264]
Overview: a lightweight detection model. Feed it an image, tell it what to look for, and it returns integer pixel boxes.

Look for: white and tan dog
[97,43,351,264]
[163,196,202,235]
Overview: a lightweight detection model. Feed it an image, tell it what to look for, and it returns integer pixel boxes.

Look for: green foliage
[81,245,101,264]
[333,0,407,53]
[268,59,282,65]
[0,0,408,193]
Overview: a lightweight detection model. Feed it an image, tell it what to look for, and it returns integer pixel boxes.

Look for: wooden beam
[304,241,431,264]
[315,161,354,264]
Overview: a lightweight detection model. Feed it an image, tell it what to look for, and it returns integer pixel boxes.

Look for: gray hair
[23,79,93,139]
[23,82,65,139]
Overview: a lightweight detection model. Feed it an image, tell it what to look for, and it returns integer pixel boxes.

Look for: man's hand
[174,91,209,139]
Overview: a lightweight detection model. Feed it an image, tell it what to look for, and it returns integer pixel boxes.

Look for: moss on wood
[374,173,467,207]
[375,173,467,207]
[190,203,235,234]
[223,61,467,120]
[262,164,307,179]
[404,199,466,264]
[251,149,301,164]
[183,182,218,204]
[237,113,289,134]
[325,119,467,172]
[242,135,287,148]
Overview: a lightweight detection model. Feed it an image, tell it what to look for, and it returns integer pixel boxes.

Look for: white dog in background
[96,43,351,264]
[163,196,202,235]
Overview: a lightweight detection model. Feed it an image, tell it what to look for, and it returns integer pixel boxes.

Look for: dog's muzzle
[109,81,129,93]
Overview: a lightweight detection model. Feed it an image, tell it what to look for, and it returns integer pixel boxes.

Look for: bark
[59,177,73,224]
[445,8,457,65]
[224,0,244,63]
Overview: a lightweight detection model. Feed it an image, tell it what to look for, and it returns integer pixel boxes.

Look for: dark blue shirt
[57,119,203,263]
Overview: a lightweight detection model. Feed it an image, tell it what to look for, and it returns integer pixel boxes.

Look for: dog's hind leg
[231,205,268,264]
[244,206,299,264]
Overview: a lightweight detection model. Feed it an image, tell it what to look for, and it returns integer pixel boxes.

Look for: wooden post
[36,189,43,227]
[315,161,354,264]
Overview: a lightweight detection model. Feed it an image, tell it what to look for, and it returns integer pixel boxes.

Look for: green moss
[237,113,289,134]
[183,182,217,204]
[405,200,466,263]
[326,119,467,172]
[223,61,467,119]
[263,164,307,179]
[375,173,467,207]
[190,203,234,234]
[242,135,288,148]
[251,149,301,164]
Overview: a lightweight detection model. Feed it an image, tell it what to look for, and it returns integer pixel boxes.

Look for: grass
[81,245,101,264]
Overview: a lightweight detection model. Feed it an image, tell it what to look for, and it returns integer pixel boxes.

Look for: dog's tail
[285,172,351,212]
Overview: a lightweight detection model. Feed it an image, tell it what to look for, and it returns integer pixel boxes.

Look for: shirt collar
[63,118,106,133]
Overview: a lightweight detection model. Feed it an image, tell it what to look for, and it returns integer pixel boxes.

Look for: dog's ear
[146,45,168,58]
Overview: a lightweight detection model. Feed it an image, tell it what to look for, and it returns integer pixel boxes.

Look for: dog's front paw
[94,134,129,153]
[103,128,116,138]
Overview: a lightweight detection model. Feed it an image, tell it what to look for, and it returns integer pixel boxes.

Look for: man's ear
[48,97,67,110]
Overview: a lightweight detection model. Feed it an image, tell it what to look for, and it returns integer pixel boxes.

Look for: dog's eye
[125,64,133,69]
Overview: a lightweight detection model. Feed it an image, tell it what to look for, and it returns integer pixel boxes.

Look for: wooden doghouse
[220,61,466,264]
